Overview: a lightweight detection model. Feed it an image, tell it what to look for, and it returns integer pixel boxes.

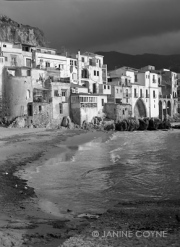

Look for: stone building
[158,69,178,119]
[108,66,160,119]
[1,65,70,126]
[74,51,108,93]
[70,93,107,126]
[104,103,132,122]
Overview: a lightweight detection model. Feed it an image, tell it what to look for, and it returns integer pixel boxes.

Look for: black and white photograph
[0,0,180,246]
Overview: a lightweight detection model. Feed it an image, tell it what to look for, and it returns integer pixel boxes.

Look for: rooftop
[82,52,104,57]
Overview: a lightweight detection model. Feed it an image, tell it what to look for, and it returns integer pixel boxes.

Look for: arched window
[27,90,31,99]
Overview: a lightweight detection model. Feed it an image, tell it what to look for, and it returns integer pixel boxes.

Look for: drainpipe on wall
[77,50,81,85]
[149,72,151,118]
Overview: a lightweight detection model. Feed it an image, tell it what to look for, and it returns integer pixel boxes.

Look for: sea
[18,129,180,217]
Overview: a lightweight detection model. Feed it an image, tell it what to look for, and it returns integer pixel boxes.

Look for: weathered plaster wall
[51,82,70,120]
[32,102,51,127]
[104,103,131,122]
[0,57,5,117]
[2,70,32,120]
[70,107,81,125]
[80,106,99,124]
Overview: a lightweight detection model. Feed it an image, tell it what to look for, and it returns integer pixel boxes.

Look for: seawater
[19,130,180,216]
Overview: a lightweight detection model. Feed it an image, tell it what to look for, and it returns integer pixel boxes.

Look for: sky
[1,0,180,55]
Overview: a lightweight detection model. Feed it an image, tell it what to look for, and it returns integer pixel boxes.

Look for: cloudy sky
[1,0,180,55]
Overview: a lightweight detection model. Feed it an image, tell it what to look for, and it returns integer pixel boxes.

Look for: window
[153,90,155,98]
[97,71,99,76]
[5,57,8,62]
[26,58,32,67]
[3,44,6,47]
[134,88,137,97]
[22,46,29,52]
[59,103,63,114]
[126,98,128,103]
[46,62,50,67]
[104,85,106,89]
[39,105,42,112]
[123,110,125,115]
[74,61,77,66]
[94,70,96,76]
[70,60,73,65]
[54,90,59,97]
[102,99,104,106]
[126,89,128,97]
[27,90,31,99]
[135,75,138,82]
[108,86,110,89]
[125,78,127,86]
[116,89,118,93]
[82,57,84,62]
[62,90,66,97]
[146,89,148,98]
[72,73,77,80]
[140,89,142,97]
[11,56,17,66]
[89,59,92,66]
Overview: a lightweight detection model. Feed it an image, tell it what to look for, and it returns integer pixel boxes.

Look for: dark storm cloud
[1,0,180,53]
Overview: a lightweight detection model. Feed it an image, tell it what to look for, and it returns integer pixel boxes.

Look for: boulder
[61,116,71,127]
[138,118,148,130]
[147,118,161,130]
[8,117,26,128]
[158,119,171,129]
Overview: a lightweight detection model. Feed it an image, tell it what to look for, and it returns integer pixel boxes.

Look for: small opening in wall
[39,105,42,112]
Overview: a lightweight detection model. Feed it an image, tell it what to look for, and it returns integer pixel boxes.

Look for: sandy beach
[0,127,180,247]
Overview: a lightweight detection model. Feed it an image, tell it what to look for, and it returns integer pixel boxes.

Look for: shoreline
[0,127,180,247]
[0,127,112,247]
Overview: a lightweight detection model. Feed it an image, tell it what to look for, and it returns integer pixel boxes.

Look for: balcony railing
[33,96,49,103]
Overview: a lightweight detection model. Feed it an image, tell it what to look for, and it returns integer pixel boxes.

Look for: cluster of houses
[0,41,179,127]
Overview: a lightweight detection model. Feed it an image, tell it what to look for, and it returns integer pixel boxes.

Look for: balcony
[123,93,131,98]
[33,88,50,103]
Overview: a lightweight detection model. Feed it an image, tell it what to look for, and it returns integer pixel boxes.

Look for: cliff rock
[0,15,46,47]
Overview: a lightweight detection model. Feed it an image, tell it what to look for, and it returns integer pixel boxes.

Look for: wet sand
[0,127,110,247]
[0,127,180,247]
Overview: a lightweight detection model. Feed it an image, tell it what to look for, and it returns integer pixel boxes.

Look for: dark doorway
[159,101,163,120]
[28,103,33,116]
[167,101,171,116]
[93,83,96,93]
[134,98,147,117]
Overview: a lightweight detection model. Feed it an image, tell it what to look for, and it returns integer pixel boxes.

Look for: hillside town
[0,41,180,129]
